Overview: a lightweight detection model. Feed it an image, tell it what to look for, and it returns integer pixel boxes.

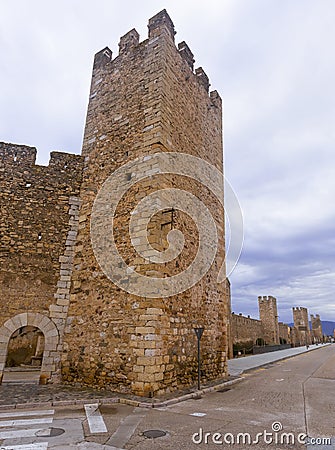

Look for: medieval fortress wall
[0,10,228,396]
[0,142,83,382]
[231,298,323,350]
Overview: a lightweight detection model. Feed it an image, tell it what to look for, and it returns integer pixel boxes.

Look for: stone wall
[231,296,293,351]
[226,279,233,359]
[0,142,83,382]
[61,10,228,397]
[278,322,290,344]
[230,313,263,345]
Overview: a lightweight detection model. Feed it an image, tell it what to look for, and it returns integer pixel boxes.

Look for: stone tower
[61,10,228,397]
[310,314,323,342]
[293,307,311,345]
[258,295,279,345]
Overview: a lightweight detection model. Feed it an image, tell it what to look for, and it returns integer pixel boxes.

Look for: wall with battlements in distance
[231,313,263,346]
[231,296,292,351]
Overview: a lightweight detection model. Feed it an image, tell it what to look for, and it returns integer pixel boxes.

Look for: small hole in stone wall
[25,182,31,188]
[38,232,42,241]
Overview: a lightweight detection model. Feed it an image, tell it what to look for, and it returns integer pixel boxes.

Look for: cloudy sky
[1,0,334,323]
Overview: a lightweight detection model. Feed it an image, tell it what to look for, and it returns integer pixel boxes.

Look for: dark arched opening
[255,337,265,346]
[3,326,45,384]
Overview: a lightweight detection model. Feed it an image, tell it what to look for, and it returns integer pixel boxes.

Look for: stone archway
[0,313,59,385]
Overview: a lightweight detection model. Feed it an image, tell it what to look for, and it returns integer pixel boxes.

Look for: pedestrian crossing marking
[0,410,54,419]
[0,408,54,446]
[0,427,45,439]
[0,417,53,428]
[84,403,108,433]
[0,443,48,449]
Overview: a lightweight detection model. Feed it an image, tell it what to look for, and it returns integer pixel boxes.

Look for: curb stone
[0,377,244,410]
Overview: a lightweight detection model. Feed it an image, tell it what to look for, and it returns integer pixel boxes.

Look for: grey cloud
[1,0,334,320]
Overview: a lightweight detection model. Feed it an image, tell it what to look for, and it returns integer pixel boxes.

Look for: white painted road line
[0,428,44,439]
[0,409,54,419]
[0,409,55,445]
[0,417,53,428]
[0,443,49,450]
[84,403,108,433]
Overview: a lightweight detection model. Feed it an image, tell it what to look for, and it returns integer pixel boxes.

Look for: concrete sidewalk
[228,343,331,376]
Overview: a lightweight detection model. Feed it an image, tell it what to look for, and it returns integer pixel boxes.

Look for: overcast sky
[1,0,334,324]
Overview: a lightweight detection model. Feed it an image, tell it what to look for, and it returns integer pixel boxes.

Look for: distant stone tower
[61,10,228,397]
[258,296,279,345]
[310,314,323,343]
[293,307,311,345]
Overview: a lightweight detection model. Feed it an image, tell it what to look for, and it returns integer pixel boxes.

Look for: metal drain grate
[143,429,167,439]
[35,427,65,437]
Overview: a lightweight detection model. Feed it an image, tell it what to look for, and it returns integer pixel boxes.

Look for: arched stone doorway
[0,313,59,385]
[255,337,265,346]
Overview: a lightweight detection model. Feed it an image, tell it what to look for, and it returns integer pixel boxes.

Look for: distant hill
[288,321,335,336]
[319,321,335,336]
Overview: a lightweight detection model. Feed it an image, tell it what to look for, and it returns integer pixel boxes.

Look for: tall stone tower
[310,314,323,343]
[293,307,311,345]
[61,10,228,397]
[258,296,279,345]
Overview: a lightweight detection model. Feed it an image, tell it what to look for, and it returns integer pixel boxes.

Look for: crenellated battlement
[0,141,83,176]
[93,47,112,69]
[48,151,83,171]
[148,8,176,40]
[119,29,140,55]
[195,67,210,92]
[91,9,217,100]
[258,295,277,303]
[178,41,195,70]
[293,306,308,312]
[0,142,37,166]
[310,314,320,320]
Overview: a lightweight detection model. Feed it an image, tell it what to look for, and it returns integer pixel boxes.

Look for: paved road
[0,344,334,449]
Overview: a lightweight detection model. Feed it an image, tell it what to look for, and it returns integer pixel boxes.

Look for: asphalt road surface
[0,344,334,449]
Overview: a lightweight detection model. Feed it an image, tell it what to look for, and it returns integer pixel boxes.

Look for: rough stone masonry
[0,10,229,397]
